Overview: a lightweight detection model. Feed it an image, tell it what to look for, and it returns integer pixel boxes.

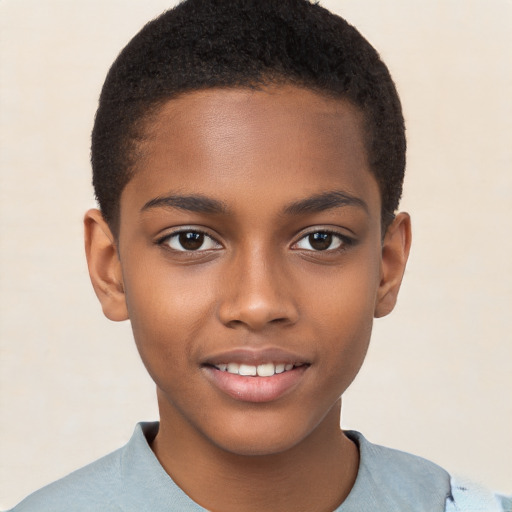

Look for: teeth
[227,363,239,374]
[239,364,257,376]
[257,363,275,377]
[216,362,301,376]
[275,363,285,374]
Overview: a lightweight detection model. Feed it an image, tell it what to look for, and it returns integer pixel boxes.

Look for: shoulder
[446,475,512,512]
[6,422,164,512]
[341,430,452,511]
[6,445,126,512]
[342,431,510,512]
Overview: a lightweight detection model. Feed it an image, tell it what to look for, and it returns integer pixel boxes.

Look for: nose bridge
[218,241,298,330]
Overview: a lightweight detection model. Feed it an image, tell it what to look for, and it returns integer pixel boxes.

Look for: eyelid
[156,226,223,251]
[291,227,355,251]
[155,225,354,253]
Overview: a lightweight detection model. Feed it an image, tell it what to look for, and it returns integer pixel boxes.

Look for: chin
[214,431,304,457]
[203,410,324,458]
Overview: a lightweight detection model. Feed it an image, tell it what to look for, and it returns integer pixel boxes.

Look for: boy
[8,1,510,511]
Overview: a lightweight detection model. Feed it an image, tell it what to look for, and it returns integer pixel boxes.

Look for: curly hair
[91,0,405,234]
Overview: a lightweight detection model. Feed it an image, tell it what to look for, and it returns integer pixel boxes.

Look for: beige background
[1,0,511,508]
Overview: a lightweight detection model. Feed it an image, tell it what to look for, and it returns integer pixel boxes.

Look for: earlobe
[374,212,412,318]
[84,209,129,321]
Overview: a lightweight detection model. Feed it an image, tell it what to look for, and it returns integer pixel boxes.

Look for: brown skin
[84,86,411,512]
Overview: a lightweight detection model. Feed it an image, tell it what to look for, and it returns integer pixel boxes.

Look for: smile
[213,362,304,377]
[203,360,309,402]
[201,348,311,402]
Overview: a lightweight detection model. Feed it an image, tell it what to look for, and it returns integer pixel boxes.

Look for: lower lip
[203,366,308,403]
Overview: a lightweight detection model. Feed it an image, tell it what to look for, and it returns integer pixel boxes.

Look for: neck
[151,398,359,512]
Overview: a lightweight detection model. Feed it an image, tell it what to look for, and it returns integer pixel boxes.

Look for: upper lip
[202,347,310,367]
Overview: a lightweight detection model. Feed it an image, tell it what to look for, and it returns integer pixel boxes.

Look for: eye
[163,230,221,252]
[294,231,347,251]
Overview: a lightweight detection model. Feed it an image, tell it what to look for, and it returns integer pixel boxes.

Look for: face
[86,85,410,457]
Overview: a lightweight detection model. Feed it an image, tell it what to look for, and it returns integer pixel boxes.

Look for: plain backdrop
[1,0,511,508]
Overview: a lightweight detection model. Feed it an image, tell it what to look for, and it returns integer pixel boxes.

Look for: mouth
[201,349,310,403]
[207,362,307,377]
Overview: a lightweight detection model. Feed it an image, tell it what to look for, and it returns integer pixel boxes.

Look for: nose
[217,246,299,331]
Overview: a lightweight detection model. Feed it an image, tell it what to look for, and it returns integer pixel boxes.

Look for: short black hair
[92,0,405,234]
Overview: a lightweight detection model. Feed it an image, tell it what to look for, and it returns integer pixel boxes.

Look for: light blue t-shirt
[8,422,511,512]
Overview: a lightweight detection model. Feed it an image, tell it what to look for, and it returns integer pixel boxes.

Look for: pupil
[309,232,332,251]
[179,232,204,250]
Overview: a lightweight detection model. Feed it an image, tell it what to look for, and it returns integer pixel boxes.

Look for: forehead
[123,85,380,219]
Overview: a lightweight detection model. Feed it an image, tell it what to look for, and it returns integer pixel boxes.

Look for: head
[91,0,405,236]
[85,0,411,458]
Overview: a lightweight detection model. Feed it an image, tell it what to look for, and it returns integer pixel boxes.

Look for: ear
[374,212,412,318]
[84,209,129,321]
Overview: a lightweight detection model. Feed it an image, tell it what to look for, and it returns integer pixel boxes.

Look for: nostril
[222,314,297,331]
[269,317,290,324]
[225,319,245,329]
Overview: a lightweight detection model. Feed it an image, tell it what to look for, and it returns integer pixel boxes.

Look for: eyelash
[157,228,354,253]
[157,229,221,252]
[292,230,354,253]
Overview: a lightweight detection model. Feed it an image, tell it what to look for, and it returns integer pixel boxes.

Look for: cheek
[309,251,380,327]
[308,256,380,381]
[122,261,216,375]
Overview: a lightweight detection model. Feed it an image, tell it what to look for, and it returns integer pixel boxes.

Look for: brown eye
[164,231,221,252]
[179,232,204,250]
[308,232,332,251]
[294,231,344,251]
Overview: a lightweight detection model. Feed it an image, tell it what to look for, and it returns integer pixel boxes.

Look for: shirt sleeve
[444,475,512,512]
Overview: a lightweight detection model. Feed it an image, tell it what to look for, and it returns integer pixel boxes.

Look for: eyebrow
[283,190,368,215]
[141,194,228,214]
[141,190,367,217]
